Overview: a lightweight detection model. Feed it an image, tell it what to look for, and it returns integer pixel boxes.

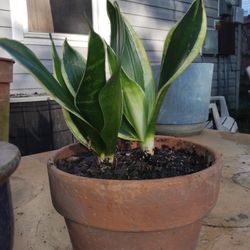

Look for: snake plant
[0,0,206,161]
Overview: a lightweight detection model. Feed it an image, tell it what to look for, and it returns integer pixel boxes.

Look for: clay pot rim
[48,135,221,184]
[0,57,15,63]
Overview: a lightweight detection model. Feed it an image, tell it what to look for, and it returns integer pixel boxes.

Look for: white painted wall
[0,0,242,108]
[0,0,109,97]
[0,0,12,58]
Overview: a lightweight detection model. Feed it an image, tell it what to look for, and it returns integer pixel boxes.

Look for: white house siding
[10,42,88,96]
[0,0,242,108]
[0,0,90,96]
[0,0,12,58]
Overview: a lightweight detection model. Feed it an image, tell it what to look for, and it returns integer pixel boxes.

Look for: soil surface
[57,145,213,180]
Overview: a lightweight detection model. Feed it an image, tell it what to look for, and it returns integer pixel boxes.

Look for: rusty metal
[48,136,223,250]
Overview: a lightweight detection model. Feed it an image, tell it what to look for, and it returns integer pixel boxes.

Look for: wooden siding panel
[12,74,44,91]
[12,45,87,74]
[10,45,87,94]
[25,44,62,60]
[125,13,174,30]
[13,60,53,74]
[0,0,10,10]
[142,39,164,52]
[0,1,12,58]
[119,1,175,21]
[133,26,169,40]
[205,0,218,10]
[0,9,11,27]
[147,51,162,63]
[0,26,12,37]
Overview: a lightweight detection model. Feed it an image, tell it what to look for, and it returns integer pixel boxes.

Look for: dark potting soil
[57,145,213,180]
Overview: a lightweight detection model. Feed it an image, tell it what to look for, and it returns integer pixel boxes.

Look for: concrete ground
[10,129,250,250]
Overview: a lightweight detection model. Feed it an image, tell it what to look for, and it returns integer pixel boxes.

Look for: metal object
[157,63,214,136]
[203,29,218,55]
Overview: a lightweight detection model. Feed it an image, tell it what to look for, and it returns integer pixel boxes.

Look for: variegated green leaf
[121,71,146,141]
[0,38,81,119]
[123,18,155,120]
[49,34,67,90]
[107,0,125,57]
[107,0,155,121]
[75,29,106,131]
[62,109,106,156]
[62,39,86,96]
[99,59,122,155]
[154,0,207,120]
[107,44,144,141]
[62,109,88,145]
[118,117,139,141]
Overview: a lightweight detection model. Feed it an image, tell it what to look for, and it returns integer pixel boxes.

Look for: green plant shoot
[0,0,206,160]
[107,0,206,152]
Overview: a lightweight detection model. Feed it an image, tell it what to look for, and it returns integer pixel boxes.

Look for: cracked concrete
[10,129,250,249]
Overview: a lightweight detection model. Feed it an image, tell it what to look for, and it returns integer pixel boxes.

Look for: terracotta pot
[0,58,15,141]
[48,136,222,250]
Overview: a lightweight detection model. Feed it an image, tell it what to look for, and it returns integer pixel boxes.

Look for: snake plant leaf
[99,61,122,155]
[49,34,67,91]
[118,117,139,141]
[121,71,146,141]
[107,0,155,119]
[0,38,81,119]
[155,0,207,118]
[62,39,86,96]
[107,0,123,56]
[62,108,88,145]
[62,109,107,156]
[49,34,106,152]
[107,45,145,141]
[75,28,105,131]
[108,0,142,86]
[123,19,156,120]
[98,1,125,155]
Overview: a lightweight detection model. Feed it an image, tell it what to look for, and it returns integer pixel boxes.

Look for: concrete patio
[10,129,250,250]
